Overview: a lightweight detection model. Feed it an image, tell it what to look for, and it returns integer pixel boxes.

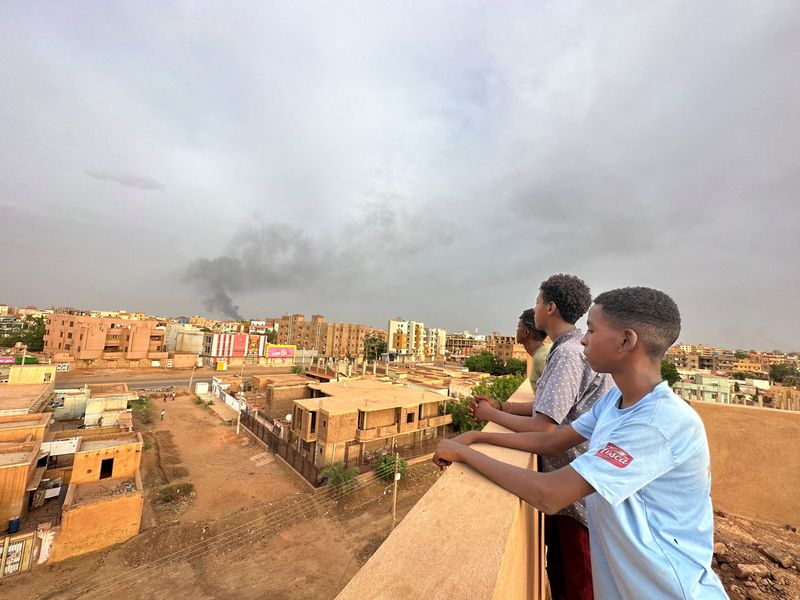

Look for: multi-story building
[486,334,528,363]
[201,332,270,365]
[44,315,165,362]
[387,320,426,359]
[424,328,447,359]
[276,314,370,359]
[673,373,737,404]
[0,304,8,316]
[290,380,452,467]
[164,323,204,354]
[445,331,487,361]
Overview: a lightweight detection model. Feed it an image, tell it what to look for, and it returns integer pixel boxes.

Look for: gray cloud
[1,2,799,350]
[84,170,165,191]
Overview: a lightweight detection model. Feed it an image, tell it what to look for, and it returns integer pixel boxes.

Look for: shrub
[376,454,408,482]
[321,461,359,490]
[155,482,195,504]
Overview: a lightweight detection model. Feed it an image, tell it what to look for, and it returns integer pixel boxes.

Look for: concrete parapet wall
[693,401,800,526]
[336,418,545,600]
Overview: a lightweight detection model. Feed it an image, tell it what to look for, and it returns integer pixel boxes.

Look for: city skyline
[2,2,799,351]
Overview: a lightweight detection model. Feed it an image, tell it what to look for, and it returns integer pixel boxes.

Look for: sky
[1,2,799,351]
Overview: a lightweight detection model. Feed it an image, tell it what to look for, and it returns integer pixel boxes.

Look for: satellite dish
[285,414,292,423]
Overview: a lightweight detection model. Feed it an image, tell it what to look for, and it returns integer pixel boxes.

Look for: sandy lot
[0,390,441,600]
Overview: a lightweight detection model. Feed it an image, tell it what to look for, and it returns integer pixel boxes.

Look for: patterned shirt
[533,328,614,526]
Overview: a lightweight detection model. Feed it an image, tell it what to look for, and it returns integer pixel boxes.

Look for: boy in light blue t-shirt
[434,287,728,599]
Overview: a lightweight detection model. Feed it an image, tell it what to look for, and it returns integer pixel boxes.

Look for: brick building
[44,314,165,364]
[276,314,371,359]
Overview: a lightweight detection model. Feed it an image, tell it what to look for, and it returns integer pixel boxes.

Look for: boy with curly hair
[436,287,727,599]
[471,274,614,599]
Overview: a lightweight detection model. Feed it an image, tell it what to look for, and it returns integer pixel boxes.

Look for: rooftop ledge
[337,380,547,600]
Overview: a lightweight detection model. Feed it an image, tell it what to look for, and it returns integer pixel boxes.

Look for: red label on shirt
[595,442,633,468]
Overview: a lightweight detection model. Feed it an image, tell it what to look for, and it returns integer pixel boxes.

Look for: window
[310,411,317,433]
[406,412,414,424]
[44,373,52,382]
[100,458,114,479]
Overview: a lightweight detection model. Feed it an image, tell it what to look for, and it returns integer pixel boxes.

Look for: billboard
[267,345,295,358]
[0,357,14,365]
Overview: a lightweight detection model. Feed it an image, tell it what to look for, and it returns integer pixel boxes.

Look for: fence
[239,410,322,486]
[0,532,36,578]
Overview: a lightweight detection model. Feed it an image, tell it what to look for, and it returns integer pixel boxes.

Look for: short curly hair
[539,274,592,324]
[593,287,681,358]
[519,309,547,341]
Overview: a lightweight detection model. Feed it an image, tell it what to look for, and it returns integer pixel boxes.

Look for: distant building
[424,328,447,359]
[445,331,487,361]
[486,334,528,363]
[44,314,166,365]
[387,320,426,359]
[276,314,370,359]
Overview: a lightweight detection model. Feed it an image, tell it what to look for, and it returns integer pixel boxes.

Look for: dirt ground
[0,390,442,600]
[713,512,800,599]
[2,387,798,599]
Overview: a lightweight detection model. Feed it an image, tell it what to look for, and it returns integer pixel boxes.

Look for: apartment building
[290,380,452,467]
[276,314,370,359]
[445,332,487,361]
[486,334,528,362]
[387,320,426,359]
[424,328,447,359]
[44,314,165,363]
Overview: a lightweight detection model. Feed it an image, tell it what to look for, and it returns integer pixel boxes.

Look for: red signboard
[0,357,15,365]
[232,334,248,357]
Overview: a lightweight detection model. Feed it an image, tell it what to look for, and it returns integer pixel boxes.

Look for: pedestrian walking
[160,409,165,421]
[163,393,167,403]
[171,391,176,401]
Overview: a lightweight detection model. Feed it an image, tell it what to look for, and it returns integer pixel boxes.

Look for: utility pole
[391,444,400,531]
[188,365,196,394]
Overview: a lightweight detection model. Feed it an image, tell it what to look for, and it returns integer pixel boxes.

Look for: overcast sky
[1,2,799,351]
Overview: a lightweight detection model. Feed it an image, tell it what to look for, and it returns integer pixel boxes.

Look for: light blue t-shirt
[570,382,728,600]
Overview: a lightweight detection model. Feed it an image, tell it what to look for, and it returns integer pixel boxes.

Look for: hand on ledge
[432,438,467,470]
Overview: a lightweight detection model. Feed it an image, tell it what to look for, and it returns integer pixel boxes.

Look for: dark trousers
[545,515,594,600]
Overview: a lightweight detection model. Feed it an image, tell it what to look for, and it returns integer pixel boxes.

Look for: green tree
[504,358,528,377]
[265,329,278,343]
[734,351,749,359]
[472,374,527,402]
[376,454,408,482]
[363,336,387,361]
[464,351,505,376]
[660,361,680,387]
[0,315,46,352]
[290,364,305,375]
[770,363,798,383]
[445,397,482,433]
[321,461,359,490]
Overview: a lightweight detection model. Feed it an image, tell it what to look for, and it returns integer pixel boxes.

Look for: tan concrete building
[0,441,42,526]
[291,380,452,467]
[0,382,54,417]
[445,332,487,361]
[771,384,800,411]
[7,364,56,386]
[44,314,166,363]
[276,314,371,359]
[486,335,528,363]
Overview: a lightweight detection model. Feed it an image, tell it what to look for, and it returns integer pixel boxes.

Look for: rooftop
[0,442,39,468]
[71,476,141,506]
[298,380,447,415]
[77,432,141,452]
[0,383,53,413]
[0,413,51,431]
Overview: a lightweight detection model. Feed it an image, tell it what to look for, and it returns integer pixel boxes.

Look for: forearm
[487,403,554,433]
[456,446,564,514]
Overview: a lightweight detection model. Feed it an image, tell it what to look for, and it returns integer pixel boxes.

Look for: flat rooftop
[72,477,140,505]
[299,380,447,415]
[0,383,52,412]
[78,432,141,452]
[0,413,50,431]
[0,442,38,467]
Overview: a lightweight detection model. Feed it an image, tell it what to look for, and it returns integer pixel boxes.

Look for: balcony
[377,424,398,437]
[337,379,547,600]
[356,427,377,441]
[427,414,453,427]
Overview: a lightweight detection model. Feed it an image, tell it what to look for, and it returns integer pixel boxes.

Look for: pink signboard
[267,346,295,358]
[0,357,15,365]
